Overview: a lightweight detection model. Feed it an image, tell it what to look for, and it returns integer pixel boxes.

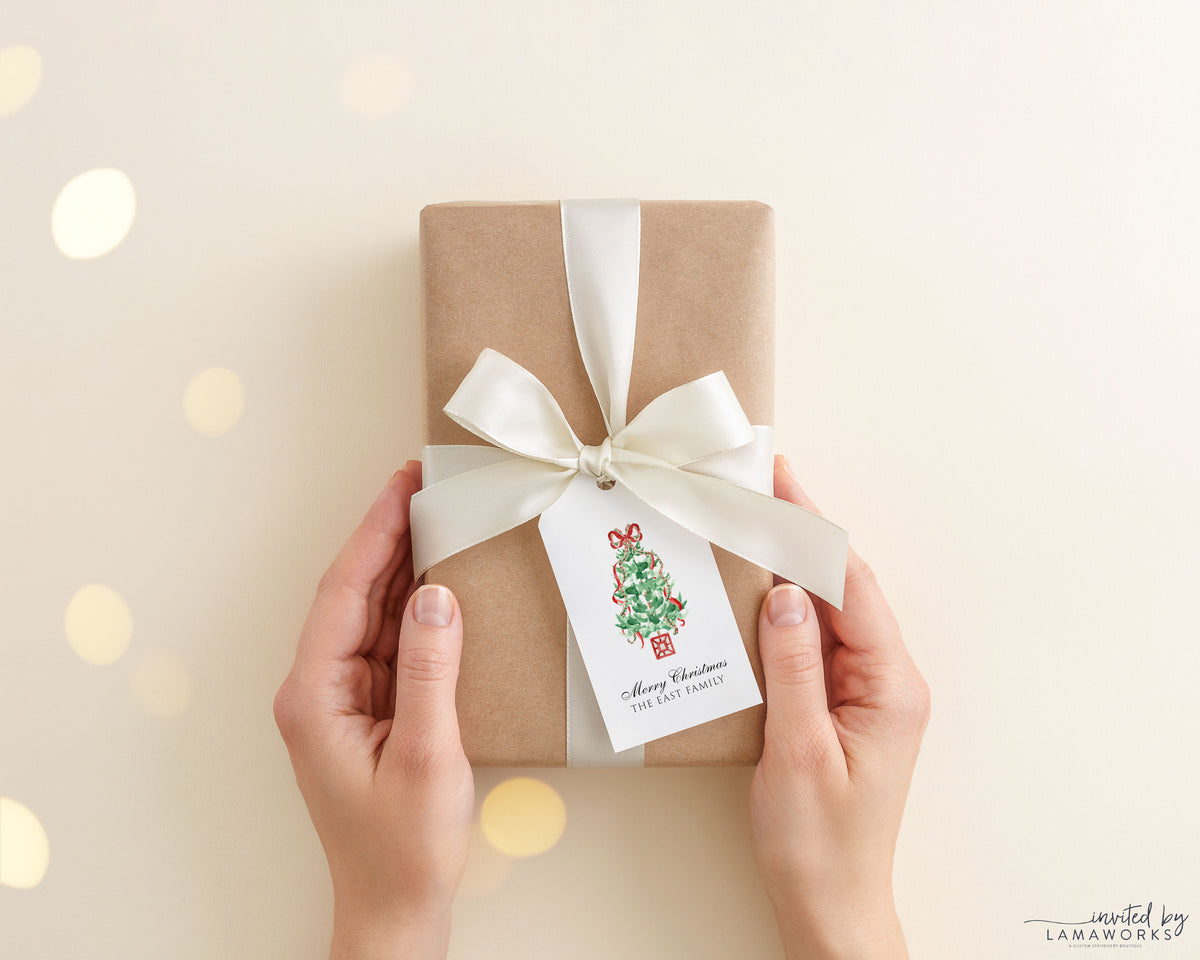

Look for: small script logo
[1026,901,1188,947]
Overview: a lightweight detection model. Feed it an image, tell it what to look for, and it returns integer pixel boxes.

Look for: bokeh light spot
[65,584,133,665]
[0,797,49,889]
[183,367,245,437]
[0,46,42,117]
[130,649,191,717]
[340,54,414,116]
[51,168,137,259]
[457,823,515,897]
[479,777,566,858]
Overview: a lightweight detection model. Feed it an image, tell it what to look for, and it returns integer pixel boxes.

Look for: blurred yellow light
[51,168,137,259]
[0,46,42,117]
[340,54,414,116]
[457,823,515,897]
[130,649,191,717]
[479,777,566,858]
[183,367,245,437]
[0,797,49,889]
[65,584,132,665]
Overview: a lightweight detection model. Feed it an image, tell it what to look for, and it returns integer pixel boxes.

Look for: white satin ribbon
[422,427,775,498]
[414,343,848,606]
[411,198,850,763]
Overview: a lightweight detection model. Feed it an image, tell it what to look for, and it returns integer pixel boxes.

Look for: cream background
[3,1,1198,957]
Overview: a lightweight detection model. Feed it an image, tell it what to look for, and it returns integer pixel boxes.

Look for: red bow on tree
[608,523,642,550]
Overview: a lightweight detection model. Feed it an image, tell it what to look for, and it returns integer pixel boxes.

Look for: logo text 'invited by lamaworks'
[1026,901,1188,946]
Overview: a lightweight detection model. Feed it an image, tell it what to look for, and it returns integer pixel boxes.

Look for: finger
[361,531,411,659]
[293,469,419,671]
[773,456,826,588]
[825,546,907,661]
[364,459,424,666]
[370,549,415,667]
[772,456,835,637]
[385,584,464,759]
[758,584,842,774]
[379,576,420,721]
[324,468,419,599]
[376,456,422,720]
[773,455,823,515]
[773,456,907,662]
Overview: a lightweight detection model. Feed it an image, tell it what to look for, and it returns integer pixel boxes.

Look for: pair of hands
[273,456,930,960]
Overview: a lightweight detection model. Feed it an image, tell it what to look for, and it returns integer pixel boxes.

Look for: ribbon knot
[579,437,614,485]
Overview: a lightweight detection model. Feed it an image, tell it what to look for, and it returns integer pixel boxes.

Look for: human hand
[273,462,473,960]
[750,456,930,960]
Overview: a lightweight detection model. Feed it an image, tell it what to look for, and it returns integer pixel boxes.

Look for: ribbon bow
[608,523,642,550]
[411,199,849,609]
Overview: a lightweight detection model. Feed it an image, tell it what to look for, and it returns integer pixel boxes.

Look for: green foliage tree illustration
[608,523,687,645]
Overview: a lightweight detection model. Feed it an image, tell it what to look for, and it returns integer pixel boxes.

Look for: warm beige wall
[3,2,1198,957]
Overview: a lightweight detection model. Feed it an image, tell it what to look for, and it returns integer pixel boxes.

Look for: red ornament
[649,633,676,659]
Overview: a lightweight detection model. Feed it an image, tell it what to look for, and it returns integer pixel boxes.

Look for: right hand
[750,456,930,960]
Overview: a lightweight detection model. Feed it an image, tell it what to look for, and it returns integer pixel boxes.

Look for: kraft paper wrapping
[421,200,774,766]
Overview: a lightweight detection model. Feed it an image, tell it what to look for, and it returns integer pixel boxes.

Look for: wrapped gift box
[421,200,775,765]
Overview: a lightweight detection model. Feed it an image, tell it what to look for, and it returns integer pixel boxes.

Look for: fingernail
[767,585,807,626]
[414,585,453,626]
[777,455,794,478]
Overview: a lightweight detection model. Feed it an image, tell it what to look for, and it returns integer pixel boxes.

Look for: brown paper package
[421,200,774,766]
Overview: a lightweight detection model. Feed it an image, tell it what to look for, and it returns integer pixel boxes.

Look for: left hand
[273,462,474,960]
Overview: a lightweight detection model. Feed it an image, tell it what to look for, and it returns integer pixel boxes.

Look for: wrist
[772,893,907,960]
[772,883,902,960]
[330,899,452,960]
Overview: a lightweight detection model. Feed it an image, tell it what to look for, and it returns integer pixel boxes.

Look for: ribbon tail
[612,461,850,610]
[411,458,576,577]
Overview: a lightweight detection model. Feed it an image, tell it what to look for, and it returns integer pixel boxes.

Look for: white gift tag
[538,474,763,753]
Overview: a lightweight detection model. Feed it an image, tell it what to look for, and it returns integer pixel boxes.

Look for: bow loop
[443,348,583,468]
[607,523,642,550]
[614,372,755,465]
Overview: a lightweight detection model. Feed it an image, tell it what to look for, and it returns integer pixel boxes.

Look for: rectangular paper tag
[538,475,763,753]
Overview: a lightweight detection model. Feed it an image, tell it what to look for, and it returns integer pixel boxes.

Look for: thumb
[387,584,464,753]
[758,584,839,770]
